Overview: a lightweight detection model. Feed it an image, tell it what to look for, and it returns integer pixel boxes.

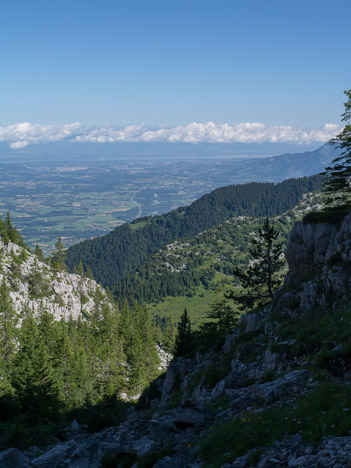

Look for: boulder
[129,438,155,456]
[0,448,28,468]
[31,443,71,467]
[256,369,311,402]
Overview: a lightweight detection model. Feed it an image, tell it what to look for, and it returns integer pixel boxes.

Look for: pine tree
[74,260,85,277]
[0,280,18,366]
[226,218,284,311]
[0,214,9,243]
[323,90,351,207]
[86,266,94,280]
[138,304,160,382]
[13,312,61,421]
[162,317,177,354]
[96,304,126,397]
[34,244,44,261]
[51,237,66,271]
[205,291,240,333]
[5,212,19,244]
[174,308,193,357]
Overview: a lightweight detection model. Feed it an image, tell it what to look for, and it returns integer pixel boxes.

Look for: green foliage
[174,308,195,357]
[204,292,240,333]
[0,280,18,368]
[226,218,284,311]
[0,212,26,247]
[51,237,67,271]
[323,90,351,207]
[0,296,163,448]
[28,261,53,298]
[34,244,45,261]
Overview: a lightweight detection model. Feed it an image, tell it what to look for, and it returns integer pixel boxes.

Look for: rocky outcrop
[272,213,351,316]
[0,237,113,321]
[285,213,351,286]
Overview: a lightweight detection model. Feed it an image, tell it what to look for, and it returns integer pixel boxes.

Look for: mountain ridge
[66,175,324,291]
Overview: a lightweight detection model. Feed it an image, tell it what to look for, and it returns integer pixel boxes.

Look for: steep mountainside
[0,236,112,320]
[66,175,323,289]
[19,210,351,467]
[115,192,323,322]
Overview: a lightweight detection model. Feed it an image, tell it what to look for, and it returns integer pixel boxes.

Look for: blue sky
[0,0,350,145]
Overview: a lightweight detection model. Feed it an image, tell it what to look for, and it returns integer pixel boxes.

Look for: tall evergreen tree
[5,212,19,244]
[51,237,67,271]
[323,90,351,207]
[0,280,18,366]
[205,291,240,333]
[13,312,61,421]
[0,214,9,243]
[34,244,45,261]
[226,218,284,311]
[174,308,193,357]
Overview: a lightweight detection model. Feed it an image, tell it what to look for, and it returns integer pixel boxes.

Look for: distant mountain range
[229,143,339,182]
[0,140,336,165]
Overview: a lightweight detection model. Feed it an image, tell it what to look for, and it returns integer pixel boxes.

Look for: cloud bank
[0,121,342,149]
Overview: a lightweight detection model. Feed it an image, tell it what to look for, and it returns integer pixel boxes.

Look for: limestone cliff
[0,236,113,321]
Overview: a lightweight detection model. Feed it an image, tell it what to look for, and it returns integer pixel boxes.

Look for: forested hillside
[0,215,164,449]
[114,192,322,322]
[66,175,323,288]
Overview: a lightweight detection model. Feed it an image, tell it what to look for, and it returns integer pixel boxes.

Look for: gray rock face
[240,313,263,333]
[285,220,339,285]
[271,213,351,317]
[0,236,113,322]
[255,369,311,402]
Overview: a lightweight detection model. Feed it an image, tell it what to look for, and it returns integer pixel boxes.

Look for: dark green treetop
[174,308,194,357]
[51,237,67,271]
[323,90,351,207]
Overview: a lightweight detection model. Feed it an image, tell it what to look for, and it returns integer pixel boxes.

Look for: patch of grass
[270,301,351,368]
[199,383,351,467]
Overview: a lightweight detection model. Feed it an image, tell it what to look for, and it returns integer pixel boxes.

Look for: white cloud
[10,140,29,149]
[0,122,82,147]
[0,121,342,147]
